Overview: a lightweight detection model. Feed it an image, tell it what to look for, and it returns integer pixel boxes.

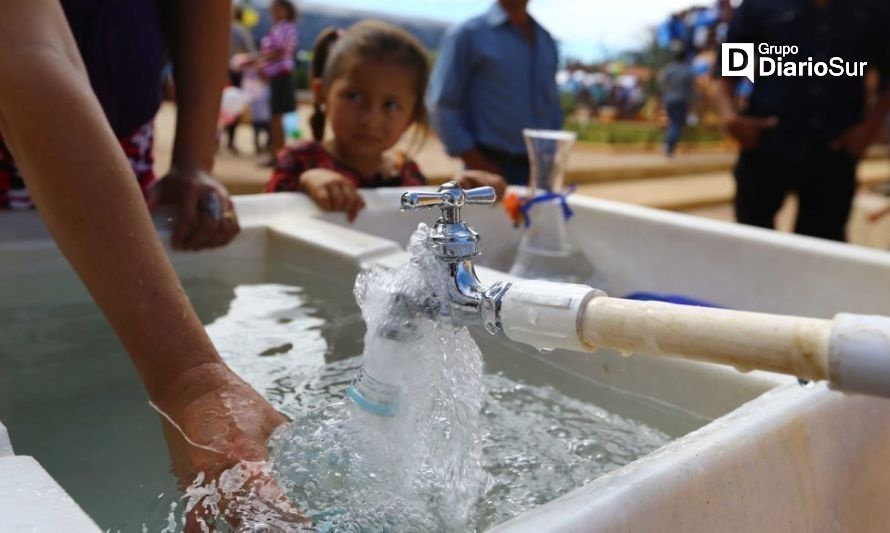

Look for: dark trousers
[664,100,688,156]
[733,147,857,242]
[478,145,530,186]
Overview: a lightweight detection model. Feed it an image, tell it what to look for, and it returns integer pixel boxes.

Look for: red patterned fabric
[0,121,157,210]
[265,141,428,193]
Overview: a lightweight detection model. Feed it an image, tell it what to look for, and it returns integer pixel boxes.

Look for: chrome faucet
[400,182,511,335]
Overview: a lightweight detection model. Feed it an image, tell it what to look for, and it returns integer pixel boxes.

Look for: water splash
[267,223,488,531]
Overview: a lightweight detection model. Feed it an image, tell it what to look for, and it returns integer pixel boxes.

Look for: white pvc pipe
[500,280,603,353]
[499,280,890,398]
[581,297,831,380]
[829,314,890,397]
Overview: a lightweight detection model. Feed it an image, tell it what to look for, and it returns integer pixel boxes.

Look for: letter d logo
[722,43,755,83]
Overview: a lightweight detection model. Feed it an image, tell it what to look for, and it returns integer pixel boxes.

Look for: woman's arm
[0,0,220,396]
[0,0,288,505]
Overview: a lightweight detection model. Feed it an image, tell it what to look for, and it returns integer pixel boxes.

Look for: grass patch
[567,120,724,145]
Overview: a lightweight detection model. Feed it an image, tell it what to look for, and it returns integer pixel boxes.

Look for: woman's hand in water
[455,170,508,201]
[153,362,303,530]
[300,169,366,222]
[148,169,241,251]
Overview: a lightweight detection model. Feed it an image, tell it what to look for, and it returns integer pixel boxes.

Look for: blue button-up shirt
[426,3,563,157]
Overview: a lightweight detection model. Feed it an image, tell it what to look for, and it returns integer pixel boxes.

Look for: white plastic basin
[1,189,889,532]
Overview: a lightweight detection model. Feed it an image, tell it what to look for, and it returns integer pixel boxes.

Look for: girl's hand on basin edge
[153,362,305,530]
[300,169,367,222]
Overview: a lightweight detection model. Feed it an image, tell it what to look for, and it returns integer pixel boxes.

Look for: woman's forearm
[0,3,221,401]
[167,0,232,173]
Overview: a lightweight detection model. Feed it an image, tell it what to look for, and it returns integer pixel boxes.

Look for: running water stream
[266,224,488,531]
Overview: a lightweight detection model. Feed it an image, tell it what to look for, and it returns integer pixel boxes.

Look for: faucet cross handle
[401,181,496,261]
[401,181,496,223]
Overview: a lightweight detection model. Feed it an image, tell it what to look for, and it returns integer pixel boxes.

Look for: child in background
[242,68,272,154]
[230,50,272,155]
[224,5,256,154]
[265,21,506,221]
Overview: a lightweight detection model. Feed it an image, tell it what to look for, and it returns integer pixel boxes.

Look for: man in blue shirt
[426,0,563,185]
[714,0,890,242]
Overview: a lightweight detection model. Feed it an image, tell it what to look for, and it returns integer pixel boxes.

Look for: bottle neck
[346,366,399,417]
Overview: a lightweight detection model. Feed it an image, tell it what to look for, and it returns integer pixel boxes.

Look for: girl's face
[319,60,419,160]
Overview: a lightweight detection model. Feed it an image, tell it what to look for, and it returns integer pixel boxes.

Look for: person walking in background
[256,0,299,165]
[426,0,563,186]
[224,5,257,154]
[659,48,696,157]
[714,0,890,242]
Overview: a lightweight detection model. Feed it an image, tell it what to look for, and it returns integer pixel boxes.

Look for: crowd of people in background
[217,0,890,247]
[657,1,734,60]
[557,66,648,120]
[556,1,745,143]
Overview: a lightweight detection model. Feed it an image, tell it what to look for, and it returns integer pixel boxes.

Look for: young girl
[264,21,506,221]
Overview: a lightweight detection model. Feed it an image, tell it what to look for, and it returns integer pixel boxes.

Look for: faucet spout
[443,260,510,334]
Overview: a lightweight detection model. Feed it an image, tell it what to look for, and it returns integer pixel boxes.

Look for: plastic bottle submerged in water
[508,130,601,287]
[346,365,400,417]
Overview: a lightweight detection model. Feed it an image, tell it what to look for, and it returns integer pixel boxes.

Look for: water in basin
[0,251,701,531]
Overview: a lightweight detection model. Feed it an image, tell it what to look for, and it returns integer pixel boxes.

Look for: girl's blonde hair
[309,20,430,143]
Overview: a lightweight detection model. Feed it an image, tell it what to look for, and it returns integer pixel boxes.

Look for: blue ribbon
[518,186,576,228]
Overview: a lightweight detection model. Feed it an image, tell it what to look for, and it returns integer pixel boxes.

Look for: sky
[309,0,698,61]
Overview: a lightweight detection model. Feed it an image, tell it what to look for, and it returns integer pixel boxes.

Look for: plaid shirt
[265,141,428,192]
[0,122,157,210]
